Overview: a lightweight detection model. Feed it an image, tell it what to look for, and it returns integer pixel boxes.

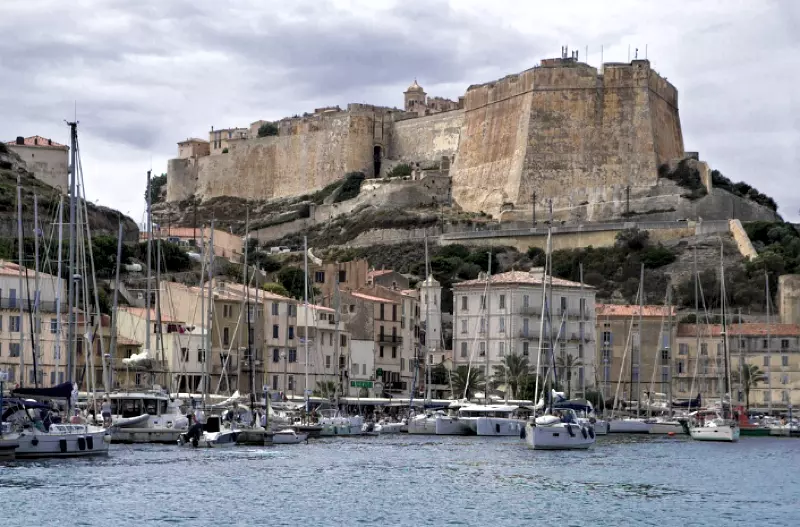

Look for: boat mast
[155,215,166,390]
[636,263,644,415]
[204,223,215,405]
[666,285,674,417]
[579,263,585,398]
[145,170,152,376]
[765,271,772,415]
[424,234,432,402]
[16,174,26,384]
[533,231,550,412]
[720,244,731,419]
[199,224,207,401]
[54,196,64,383]
[33,194,42,388]
[484,249,491,404]
[109,219,123,392]
[690,247,700,411]
[66,121,78,383]
[245,211,255,411]
[303,235,309,412]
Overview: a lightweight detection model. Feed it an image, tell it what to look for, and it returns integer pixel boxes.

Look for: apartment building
[452,269,596,398]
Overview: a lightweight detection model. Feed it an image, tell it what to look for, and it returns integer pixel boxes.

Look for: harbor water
[1,434,798,526]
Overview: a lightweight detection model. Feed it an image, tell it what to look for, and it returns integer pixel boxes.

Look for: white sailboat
[272,428,308,444]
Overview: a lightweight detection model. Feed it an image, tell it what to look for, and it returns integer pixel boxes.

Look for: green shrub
[257,123,279,137]
[657,160,707,200]
[262,282,290,297]
[641,244,677,268]
[388,163,412,178]
[712,169,778,211]
[221,147,229,153]
[334,172,365,203]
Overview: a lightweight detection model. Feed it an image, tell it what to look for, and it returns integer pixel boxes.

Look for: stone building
[5,135,69,192]
[452,269,596,399]
[142,226,244,262]
[779,275,800,325]
[674,323,800,411]
[367,269,409,291]
[595,304,676,405]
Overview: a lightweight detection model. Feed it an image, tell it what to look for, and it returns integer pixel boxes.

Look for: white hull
[179,429,240,448]
[111,427,185,444]
[374,422,404,434]
[475,417,524,437]
[407,415,437,435]
[592,420,609,435]
[435,416,471,435]
[0,436,20,460]
[272,430,308,444]
[14,425,110,458]
[689,424,739,442]
[608,419,652,434]
[524,422,595,450]
[648,421,685,435]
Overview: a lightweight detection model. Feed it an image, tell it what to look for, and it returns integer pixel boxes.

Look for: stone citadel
[166,51,756,221]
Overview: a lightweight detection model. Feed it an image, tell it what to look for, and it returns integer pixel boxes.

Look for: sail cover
[12,382,74,399]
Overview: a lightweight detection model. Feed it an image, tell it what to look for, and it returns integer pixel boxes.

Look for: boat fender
[495,423,500,434]
[78,436,86,451]
[31,437,39,446]
[59,439,67,453]
[588,427,595,439]
[581,427,588,439]
[566,425,575,437]
[103,434,111,444]
[86,436,94,450]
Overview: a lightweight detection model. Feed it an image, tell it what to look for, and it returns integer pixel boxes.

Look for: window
[782,391,789,403]
[677,360,684,374]
[353,362,360,374]
[197,349,205,363]
[763,339,769,349]
[272,303,279,316]
[272,325,279,339]
[338,270,346,283]
[288,326,294,340]
[391,347,397,359]
[499,294,506,309]
[679,343,688,355]
[579,298,586,317]
[763,356,770,367]
[329,333,333,346]
[763,391,771,403]
[480,295,486,309]
[461,320,467,334]
[781,339,790,350]
[632,367,639,383]
[326,355,331,368]
[522,342,529,356]
[379,304,385,320]
[392,305,397,321]
[9,288,16,308]
[603,365,610,382]
[479,317,486,334]
[50,371,55,386]
[314,271,325,283]
[400,358,405,371]
[223,327,230,346]
[781,374,789,385]
[498,342,505,357]
[479,342,486,357]
[560,297,567,314]
[499,318,505,333]
[522,318,529,335]
[522,295,529,308]
[340,335,347,347]
[181,348,189,362]
[272,375,278,390]
[288,375,294,390]
[602,331,612,347]
[29,369,35,384]
[662,369,669,385]
[10,343,20,357]
[379,346,385,358]
[700,343,708,356]
[460,342,467,358]
[661,349,669,363]
[272,349,280,363]
[602,349,611,362]
[289,304,296,317]
[461,296,468,311]
[578,344,584,359]
[50,318,57,334]
[288,349,297,363]
[10,316,20,332]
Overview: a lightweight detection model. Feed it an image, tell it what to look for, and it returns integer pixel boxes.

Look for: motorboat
[553,399,608,436]
[523,410,596,450]
[608,417,652,434]
[317,409,363,436]
[457,404,525,436]
[272,429,308,444]
[106,390,188,444]
[647,417,685,435]
[687,409,740,442]
[178,415,240,448]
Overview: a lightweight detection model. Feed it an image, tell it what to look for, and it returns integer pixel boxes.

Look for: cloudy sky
[1,0,798,224]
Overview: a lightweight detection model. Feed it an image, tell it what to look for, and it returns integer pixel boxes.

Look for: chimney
[15,136,24,145]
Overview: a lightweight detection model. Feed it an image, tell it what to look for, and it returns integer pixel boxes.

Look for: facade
[452,270,596,398]
[311,259,369,303]
[5,135,69,192]
[209,127,249,154]
[296,303,347,395]
[675,323,800,410]
[178,138,210,159]
[367,269,409,291]
[595,304,676,404]
[141,226,244,262]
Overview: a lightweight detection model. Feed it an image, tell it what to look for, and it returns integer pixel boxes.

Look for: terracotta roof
[303,303,334,313]
[349,292,397,304]
[119,307,184,324]
[676,323,800,338]
[596,304,677,318]
[0,260,58,280]
[456,270,590,289]
[6,136,67,149]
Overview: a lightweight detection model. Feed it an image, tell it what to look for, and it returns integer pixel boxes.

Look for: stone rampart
[388,110,463,165]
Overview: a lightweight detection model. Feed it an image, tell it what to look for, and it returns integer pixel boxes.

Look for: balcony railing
[385,381,408,391]
[519,306,541,316]
[378,335,403,345]
[518,329,539,340]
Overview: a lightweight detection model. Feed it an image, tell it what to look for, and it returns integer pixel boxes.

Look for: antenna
[635,47,639,60]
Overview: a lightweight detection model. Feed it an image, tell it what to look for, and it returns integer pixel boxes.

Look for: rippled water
[2,435,799,526]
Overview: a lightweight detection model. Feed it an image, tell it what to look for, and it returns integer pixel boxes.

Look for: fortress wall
[193,113,374,201]
[166,158,196,202]
[648,71,684,166]
[388,110,464,164]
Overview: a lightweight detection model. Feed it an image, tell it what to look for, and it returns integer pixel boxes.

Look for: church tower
[403,79,426,112]
[419,274,442,355]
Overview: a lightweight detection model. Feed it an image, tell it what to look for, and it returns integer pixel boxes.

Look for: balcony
[519,306,541,316]
[385,381,408,392]
[518,329,538,340]
[378,335,403,345]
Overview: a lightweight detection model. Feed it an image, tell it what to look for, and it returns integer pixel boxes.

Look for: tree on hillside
[277,267,307,299]
[145,173,167,205]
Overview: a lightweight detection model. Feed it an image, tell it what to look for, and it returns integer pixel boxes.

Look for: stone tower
[419,274,442,354]
[403,79,426,112]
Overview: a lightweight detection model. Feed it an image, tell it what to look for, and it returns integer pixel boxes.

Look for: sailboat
[524,230,596,450]
[688,245,740,442]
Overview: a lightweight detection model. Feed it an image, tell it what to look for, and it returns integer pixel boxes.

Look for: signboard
[375,368,383,376]
[350,380,373,389]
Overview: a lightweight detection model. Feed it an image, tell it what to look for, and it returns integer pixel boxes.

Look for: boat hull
[14,426,110,458]
[524,422,595,450]
[592,420,609,435]
[740,427,771,437]
[272,431,308,444]
[435,416,471,435]
[110,427,185,444]
[689,425,740,442]
[475,417,524,437]
[648,421,685,435]
[407,416,437,435]
[608,419,651,434]
[0,437,19,460]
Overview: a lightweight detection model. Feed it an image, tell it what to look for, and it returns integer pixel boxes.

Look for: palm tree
[732,364,767,410]
[314,380,338,399]
[491,353,530,399]
[555,354,583,399]
[451,366,486,400]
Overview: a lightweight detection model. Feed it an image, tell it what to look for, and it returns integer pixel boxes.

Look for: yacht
[524,409,596,450]
[317,409,364,436]
[554,399,608,436]
[647,417,685,435]
[688,409,740,442]
[107,391,188,443]
[459,404,525,436]
[178,415,240,448]
[608,417,652,434]
[272,428,308,444]
[407,410,441,435]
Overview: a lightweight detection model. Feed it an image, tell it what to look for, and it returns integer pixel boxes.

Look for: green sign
[375,368,383,376]
[350,380,374,389]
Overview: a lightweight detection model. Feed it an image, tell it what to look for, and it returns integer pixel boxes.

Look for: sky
[1,0,798,224]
